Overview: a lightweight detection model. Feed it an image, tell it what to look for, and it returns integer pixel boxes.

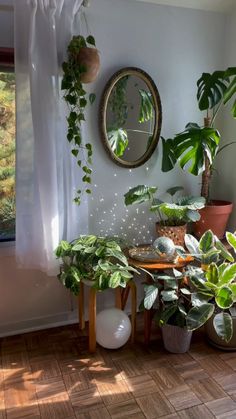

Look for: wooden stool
[128,256,193,345]
[78,280,137,353]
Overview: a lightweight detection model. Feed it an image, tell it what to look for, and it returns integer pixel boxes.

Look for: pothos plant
[55,235,138,295]
[61,35,97,204]
[162,67,236,202]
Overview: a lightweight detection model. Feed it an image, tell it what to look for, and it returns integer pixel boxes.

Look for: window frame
[0,47,15,243]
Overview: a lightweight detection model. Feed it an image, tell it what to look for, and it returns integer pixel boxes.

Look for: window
[0,48,15,241]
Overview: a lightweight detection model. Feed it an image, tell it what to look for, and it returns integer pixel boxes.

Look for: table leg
[78,281,85,330]
[89,288,97,353]
[128,280,137,343]
[115,287,122,309]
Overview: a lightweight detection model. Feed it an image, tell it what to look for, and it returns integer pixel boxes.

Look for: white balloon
[96,308,131,349]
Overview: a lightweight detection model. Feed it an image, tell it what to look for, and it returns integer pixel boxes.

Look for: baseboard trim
[0,311,79,338]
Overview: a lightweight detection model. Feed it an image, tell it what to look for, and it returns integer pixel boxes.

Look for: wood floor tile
[113,357,145,379]
[75,406,111,418]
[125,374,157,397]
[189,377,227,402]
[36,376,67,400]
[70,387,104,412]
[31,359,61,381]
[150,366,185,393]
[167,353,194,366]
[197,355,233,377]
[174,361,209,383]
[214,372,236,395]
[224,357,236,371]
[165,385,202,411]
[2,352,31,380]
[4,378,37,410]
[177,404,214,418]
[6,405,40,419]
[136,391,174,418]
[107,398,145,419]
[97,378,133,406]
[205,396,236,416]
[38,393,75,418]
[64,370,95,394]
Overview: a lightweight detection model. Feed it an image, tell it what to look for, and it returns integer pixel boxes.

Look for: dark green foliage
[62,35,97,204]
[55,235,138,295]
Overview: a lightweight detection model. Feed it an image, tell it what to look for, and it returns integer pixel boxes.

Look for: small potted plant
[124,185,205,245]
[162,67,236,238]
[61,35,100,205]
[55,235,138,295]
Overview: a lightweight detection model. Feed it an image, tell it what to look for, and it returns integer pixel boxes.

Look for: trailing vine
[61,35,97,205]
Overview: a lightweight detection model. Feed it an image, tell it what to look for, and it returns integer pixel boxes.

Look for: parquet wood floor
[1,316,236,418]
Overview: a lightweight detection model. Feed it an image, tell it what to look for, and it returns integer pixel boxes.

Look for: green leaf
[197,71,227,110]
[213,312,233,342]
[161,137,177,172]
[138,89,154,122]
[186,303,215,331]
[144,285,159,310]
[184,234,200,255]
[199,230,214,252]
[109,271,121,288]
[218,263,236,286]
[86,35,96,46]
[89,93,96,105]
[226,232,236,253]
[191,292,213,306]
[215,236,234,262]
[161,290,178,302]
[206,263,219,285]
[124,185,157,206]
[108,128,128,157]
[71,149,79,157]
[166,186,184,196]
[159,304,177,326]
[215,286,233,309]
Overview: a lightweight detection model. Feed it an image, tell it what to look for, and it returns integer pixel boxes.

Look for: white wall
[0,0,227,336]
[212,6,236,230]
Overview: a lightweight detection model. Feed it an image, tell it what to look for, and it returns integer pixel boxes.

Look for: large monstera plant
[162,68,236,202]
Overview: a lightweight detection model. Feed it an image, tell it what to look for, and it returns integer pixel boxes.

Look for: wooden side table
[78,280,137,353]
[128,256,193,345]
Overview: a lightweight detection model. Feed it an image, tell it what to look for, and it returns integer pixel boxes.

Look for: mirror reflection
[100,68,162,168]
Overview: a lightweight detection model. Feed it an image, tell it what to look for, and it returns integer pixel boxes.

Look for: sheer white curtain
[15,0,88,275]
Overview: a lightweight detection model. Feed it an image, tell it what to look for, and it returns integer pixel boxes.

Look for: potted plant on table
[162,67,236,238]
[124,185,205,246]
[62,35,100,205]
[55,235,137,295]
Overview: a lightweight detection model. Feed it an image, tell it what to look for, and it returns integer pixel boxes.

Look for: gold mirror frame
[99,67,162,168]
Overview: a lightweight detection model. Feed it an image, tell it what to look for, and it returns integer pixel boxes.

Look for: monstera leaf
[161,137,177,172]
[108,128,128,157]
[173,123,220,175]
[138,89,154,123]
[197,71,228,110]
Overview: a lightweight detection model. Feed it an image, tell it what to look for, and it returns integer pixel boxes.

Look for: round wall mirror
[99,67,162,168]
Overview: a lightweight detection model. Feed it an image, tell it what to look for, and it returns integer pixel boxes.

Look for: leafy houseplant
[55,235,138,296]
[124,185,205,245]
[161,68,236,237]
[143,229,236,352]
[62,35,99,205]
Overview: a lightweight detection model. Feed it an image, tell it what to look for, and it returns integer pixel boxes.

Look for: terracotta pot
[193,200,233,239]
[162,324,192,353]
[77,47,100,83]
[156,223,187,246]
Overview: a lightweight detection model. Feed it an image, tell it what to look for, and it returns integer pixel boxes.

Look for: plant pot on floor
[156,223,187,246]
[205,308,236,351]
[193,200,233,239]
[162,324,192,353]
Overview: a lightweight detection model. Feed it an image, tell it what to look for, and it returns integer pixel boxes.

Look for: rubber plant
[162,67,236,202]
[61,35,98,204]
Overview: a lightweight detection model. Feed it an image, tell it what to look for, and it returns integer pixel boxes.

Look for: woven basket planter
[156,223,187,246]
[162,324,192,353]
